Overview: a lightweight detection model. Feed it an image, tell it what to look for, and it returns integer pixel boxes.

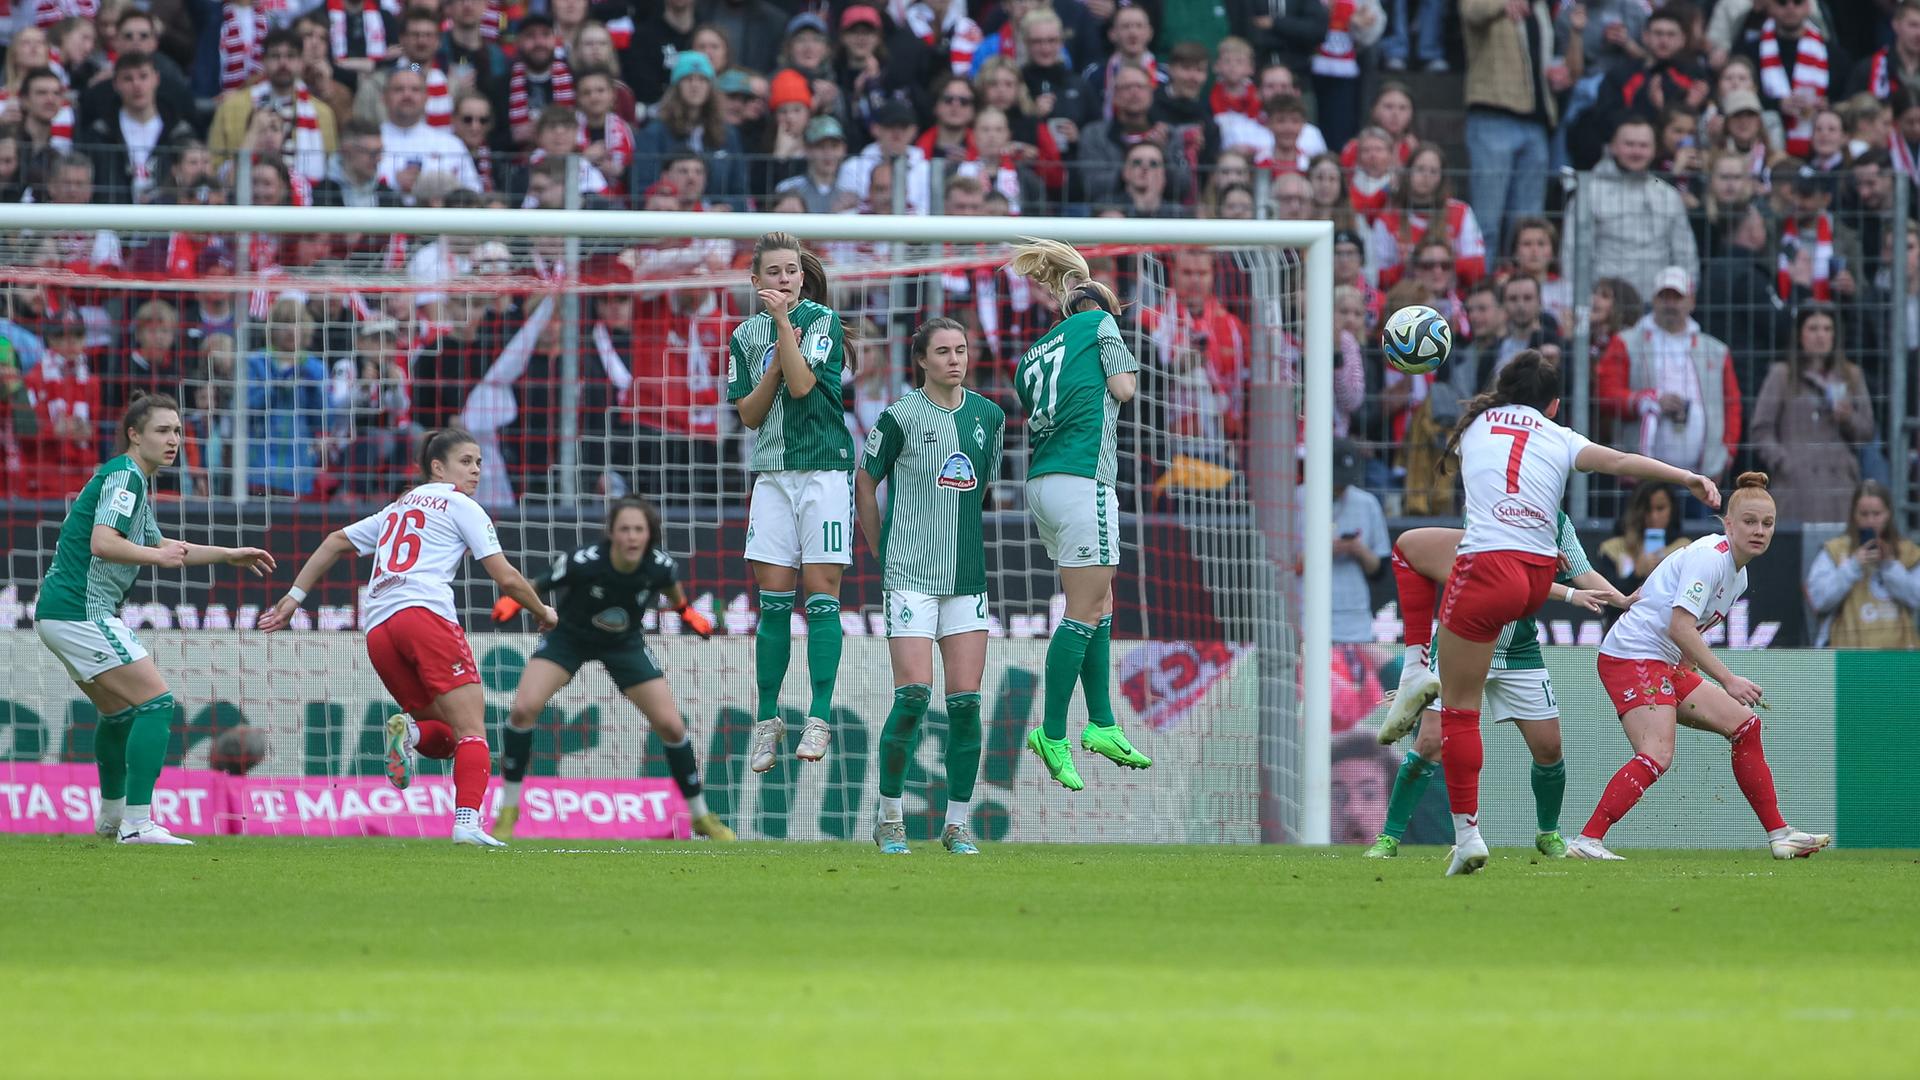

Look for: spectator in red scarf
[1373,141,1486,288]
[24,308,101,497]
[920,73,978,162]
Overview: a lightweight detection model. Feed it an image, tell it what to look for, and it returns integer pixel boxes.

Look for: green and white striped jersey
[726,299,856,472]
[862,388,1006,595]
[1489,511,1592,672]
[1014,309,1137,486]
[36,455,164,622]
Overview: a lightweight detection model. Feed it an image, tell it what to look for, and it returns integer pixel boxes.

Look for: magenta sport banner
[0,764,690,839]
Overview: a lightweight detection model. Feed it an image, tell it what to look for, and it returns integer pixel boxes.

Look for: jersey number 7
[377,509,427,573]
[1489,426,1532,494]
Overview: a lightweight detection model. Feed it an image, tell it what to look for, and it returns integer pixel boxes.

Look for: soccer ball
[1381,304,1452,375]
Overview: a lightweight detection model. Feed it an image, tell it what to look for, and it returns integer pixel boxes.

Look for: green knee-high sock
[804,593,843,719]
[1531,758,1566,833]
[945,692,983,803]
[1043,619,1096,740]
[94,706,134,801]
[754,590,796,721]
[1382,750,1437,841]
[877,684,931,799]
[124,692,176,806]
[1079,615,1115,728]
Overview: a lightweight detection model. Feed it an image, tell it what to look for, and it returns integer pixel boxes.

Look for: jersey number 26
[377,509,427,573]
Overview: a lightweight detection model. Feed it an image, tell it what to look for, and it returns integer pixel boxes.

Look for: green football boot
[1536,831,1569,858]
[1363,834,1399,858]
[1026,729,1085,791]
[1080,723,1152,769]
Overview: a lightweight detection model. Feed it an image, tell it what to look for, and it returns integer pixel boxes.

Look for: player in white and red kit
[259,429,557,847]
[1431,351,1719,876]
[1570,473,1833,861]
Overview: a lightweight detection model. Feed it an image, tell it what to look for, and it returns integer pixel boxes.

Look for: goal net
[0,204,1333,845]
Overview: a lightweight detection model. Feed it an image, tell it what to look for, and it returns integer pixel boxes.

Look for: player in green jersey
[33,393,275,845]
[489,496,735,841]
[729,233,857,775]
[1365,516,1627,860]
[856,318,1006,855]
[1007,239,1152,791]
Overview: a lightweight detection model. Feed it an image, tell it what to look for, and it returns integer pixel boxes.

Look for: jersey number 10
[378,509,427,573]
[1021,341,1067,426]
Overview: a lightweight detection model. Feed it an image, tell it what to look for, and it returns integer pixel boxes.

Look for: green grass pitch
[3,838,1916,1079]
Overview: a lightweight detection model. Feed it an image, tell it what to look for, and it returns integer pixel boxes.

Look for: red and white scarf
[1866,46,1917,101]
[1208,79,1260,120]
[219,4,270,94]
[328,0,388,62]
[508,50,573,128]
[1312,0,1359,79]
[31,0,95,29]
[49,101,72,153]
[581,114,635,177]
[254,80,328,182]
[1891,130,1920,197]
[1778,212,1833,301]
[1757,19,1828,158]
[425,65,453,127]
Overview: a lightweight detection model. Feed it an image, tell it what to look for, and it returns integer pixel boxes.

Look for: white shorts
[745,470,854,568]
[1026,474,1121,568]
[885,590,990,640]
[1430,662,1559,724]
[36,617,150,684]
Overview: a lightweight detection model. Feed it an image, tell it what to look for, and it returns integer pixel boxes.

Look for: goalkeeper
[491,495,734,841]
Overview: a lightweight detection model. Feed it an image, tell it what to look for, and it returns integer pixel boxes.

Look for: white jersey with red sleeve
[341,482,503,631]
[1602,534,1748,666]
[1456,404,1593,558]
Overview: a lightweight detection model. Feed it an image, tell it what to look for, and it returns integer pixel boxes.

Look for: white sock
[1404,644,1430,677]
[405,718,420,749]
[455,807,478,829]
[1767,826,1790,840]
[502,780,522,809]
[879,795,904,823]
[99,796,126,821]
[686,792,710,819]
[945,799,972,830]
[125,803,152,828]
[1451,813,1480,839]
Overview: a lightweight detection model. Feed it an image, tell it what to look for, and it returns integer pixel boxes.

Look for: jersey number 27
[1021,341,1066,426]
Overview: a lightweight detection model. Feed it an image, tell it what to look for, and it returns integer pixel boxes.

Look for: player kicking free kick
[855,318,1006,854]
[34,393,276,845]
[261,429,558,847]
[1367,515,1627,860]
[1008,239,1154,789]
[1570,472,1832,861]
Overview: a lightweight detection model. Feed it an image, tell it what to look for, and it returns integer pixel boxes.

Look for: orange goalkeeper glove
[492,596,523,623]
[677,602,713,639]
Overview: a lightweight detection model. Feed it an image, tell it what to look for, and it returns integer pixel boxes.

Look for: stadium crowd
[0,1,1917,596]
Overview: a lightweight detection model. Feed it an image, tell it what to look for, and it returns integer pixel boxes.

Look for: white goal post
[0,204,1335,845]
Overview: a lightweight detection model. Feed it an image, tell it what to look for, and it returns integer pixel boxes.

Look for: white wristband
[287,586,308,606]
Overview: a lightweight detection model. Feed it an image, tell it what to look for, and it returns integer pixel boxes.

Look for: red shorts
[1595,653,1704,717]
[1437,550,1557,643]
[365,606,480,715]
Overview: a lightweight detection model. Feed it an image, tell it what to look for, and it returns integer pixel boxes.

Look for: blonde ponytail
[1011,237,1122,315]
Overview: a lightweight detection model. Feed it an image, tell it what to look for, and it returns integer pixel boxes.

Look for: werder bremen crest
[973,419,986,448]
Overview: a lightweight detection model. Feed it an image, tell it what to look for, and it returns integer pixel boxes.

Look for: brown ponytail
[1439,349,1562,473]
[417,427,478,484]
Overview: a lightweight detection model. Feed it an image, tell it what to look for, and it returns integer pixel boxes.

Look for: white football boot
[118,820,193,845]
[795,718,832,762]
[1444,827,1489,876]
[1377,648,1440,745]
[748,718,785,773]
[1768,828,1833,859]
[1566,834,1626,861]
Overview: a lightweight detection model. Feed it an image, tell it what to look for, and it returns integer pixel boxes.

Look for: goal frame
[0,204,1335,845]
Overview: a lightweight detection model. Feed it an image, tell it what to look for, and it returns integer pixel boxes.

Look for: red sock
[1438,706,1482,819]
[1393,547,1437,651]
[414,718,455,759]
[1730,716,1788,832]
[1582,753,1664,839]
[454,736,491,811]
